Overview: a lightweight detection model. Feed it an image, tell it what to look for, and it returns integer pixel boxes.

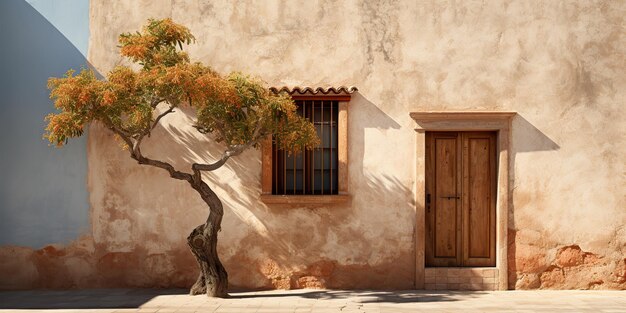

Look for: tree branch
[108,125,134,148]
[150,97,166,108]
[190,120,265,181]
[132,146,193,182]
[190,141,255,182]
[108,123,193,182]
[148,105,175,136]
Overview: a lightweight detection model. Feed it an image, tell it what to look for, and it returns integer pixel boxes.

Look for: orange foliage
[45,18,319,153]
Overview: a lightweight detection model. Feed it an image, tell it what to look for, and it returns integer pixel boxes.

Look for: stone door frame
[410,111,516,290]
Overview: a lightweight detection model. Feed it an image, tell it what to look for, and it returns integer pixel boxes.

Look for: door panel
[462,132,496,266]
[434,137,458,258]
[426,131,496,267]
[426,132,462,267]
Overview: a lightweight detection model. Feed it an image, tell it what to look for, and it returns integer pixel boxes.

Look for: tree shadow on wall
[131,91,423,291]
[348,91,410,212]
[243,92,416,290]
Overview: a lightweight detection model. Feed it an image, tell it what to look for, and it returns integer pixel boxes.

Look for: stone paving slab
[0,289,624,312]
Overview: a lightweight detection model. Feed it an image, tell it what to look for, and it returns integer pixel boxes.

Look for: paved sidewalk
[0,288,624,312]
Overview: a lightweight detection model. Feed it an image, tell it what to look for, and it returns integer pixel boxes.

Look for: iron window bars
[272,100,339,195]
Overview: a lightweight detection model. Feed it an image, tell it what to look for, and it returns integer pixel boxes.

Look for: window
[261,86,355,204]
[273,100,338,195]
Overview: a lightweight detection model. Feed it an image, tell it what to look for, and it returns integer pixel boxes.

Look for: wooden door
[425,131,496,267]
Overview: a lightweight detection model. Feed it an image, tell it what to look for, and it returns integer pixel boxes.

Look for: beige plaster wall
[1,0,624,290]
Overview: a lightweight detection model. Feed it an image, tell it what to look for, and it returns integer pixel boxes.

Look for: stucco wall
[1,0,624,290]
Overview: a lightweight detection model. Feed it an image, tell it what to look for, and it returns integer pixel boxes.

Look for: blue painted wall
[26,0,90,57]
[0,0,91,248]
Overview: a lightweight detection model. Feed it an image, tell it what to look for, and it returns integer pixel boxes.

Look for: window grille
[272,100,339,195]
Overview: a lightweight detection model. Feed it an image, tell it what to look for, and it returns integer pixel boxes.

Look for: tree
[45,18,319,297]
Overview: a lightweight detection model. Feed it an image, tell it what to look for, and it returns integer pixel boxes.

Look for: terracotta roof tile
[269,86,358,96]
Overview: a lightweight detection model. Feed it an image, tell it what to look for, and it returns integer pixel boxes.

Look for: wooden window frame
[260,95,351,205]
[410,111,516,291]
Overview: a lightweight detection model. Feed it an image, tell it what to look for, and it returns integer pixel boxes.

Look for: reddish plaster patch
[33,245,74,289]
[0,235,200,290]
[612,259,626,284]
[96,251,140,287]
[587,280,604,289]
[0,246,37,289]
[510,241,626,290]
[555,245,586,267]
[305,260,335,277]
[252,256,414,290]
[514,244,548,273]
[327,262,413,290]
[515,273,541,289]
[540,266,565,288]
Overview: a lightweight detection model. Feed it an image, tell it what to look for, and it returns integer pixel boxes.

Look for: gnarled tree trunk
[186,180,229,297]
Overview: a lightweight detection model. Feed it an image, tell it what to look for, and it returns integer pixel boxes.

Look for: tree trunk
[186,180,229,297]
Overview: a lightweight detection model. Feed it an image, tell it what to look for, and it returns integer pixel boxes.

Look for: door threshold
[424,267,499,291]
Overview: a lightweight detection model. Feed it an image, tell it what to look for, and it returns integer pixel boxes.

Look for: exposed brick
[447,268,461,277]
[470,268,484,277]
[481,284,495,290]
[434,283,447,290]
[459,269,473,277]
[435,276,448,284]
[483,277,496,284]
[468,283,483,290]
[448,276,462,283]
[483,269,496,277]
[435,268,447,277]
[425,276,436,284]
[425,269,436,277]
[425,283,437,290]
[470,277,483,284]
[447,283,460,290]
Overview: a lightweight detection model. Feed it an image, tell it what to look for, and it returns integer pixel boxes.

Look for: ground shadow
[0,289,186,310]
[229,290,471,303]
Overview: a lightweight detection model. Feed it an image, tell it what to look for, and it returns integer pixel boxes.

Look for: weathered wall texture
[1,0,624,290]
